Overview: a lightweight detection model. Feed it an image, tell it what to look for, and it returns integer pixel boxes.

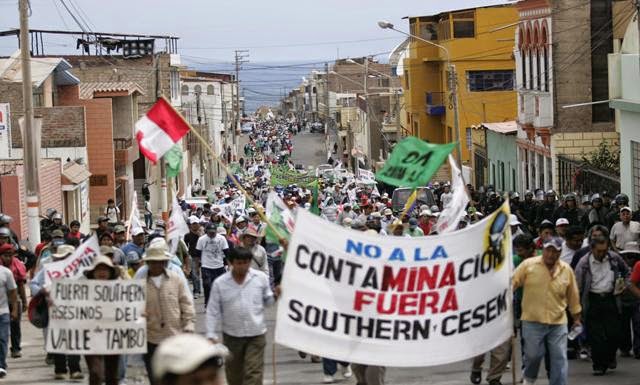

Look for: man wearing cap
[337,203,356,226]
[0,244,24,359]
[380,208,396,231]
[418,210,432,235]
[122,228,146,262]
[555,218,570,239]
[94,216,110,240]
[207,247,275,385]
[560,226,584,265]
[153,334,228,385]
[112,225,128,249]
[512,237,581,385]
[142,247,195,384]
[575,230,630,375]
[610,207,640,252]
[184,217,203,299]
[196,223,230,307]
[404,218,424,237]
[240,228,269,277]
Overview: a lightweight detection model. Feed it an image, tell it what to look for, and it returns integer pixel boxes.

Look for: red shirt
[7,257,26,283]
[631,261,640,284]
[419,222,432,236]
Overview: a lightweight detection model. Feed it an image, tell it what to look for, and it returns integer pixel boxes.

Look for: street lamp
[377,20,462,163]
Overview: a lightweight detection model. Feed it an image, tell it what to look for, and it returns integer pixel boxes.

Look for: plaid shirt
[146,270,195,344]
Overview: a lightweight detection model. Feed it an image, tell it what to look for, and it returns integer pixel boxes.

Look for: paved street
[290,131,329,169]
[10,303,640,385]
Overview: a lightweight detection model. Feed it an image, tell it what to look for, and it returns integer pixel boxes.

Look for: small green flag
[376,137,456,188]
[165,144,183,178]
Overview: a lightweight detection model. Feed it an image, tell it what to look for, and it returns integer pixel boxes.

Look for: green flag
[376,137,456,187]
[310,179,320,215]
[165,144,183,178]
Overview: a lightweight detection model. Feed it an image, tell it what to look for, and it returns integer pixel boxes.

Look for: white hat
[420,210,431,217]
[621,206,632,213]
[188,216,200,225]
[216,227,227,235]
[152,334,228,381]
[143,247,171,262]
[52,244,75,260]
[236,216,246,224]
[343,217,353,227]
[247,208,257,214]
[509,214,521,226]
[555,218,570,226]
[131,228,145,236]
[383,208,393,216]
[148,237,169,251]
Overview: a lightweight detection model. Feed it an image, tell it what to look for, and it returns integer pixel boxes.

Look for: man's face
[539,228,554,241]
[98,220,108,230]
[392,226,404,236]
[93,264,113,280]
[115,232,126,242]
[133,233,145,245]
[230,258,251,276]
[593,200,602,208]
[251,214,260,224]
[190,223,200,233]
[566,234,584,251]
[546,196,555,204]
[514,245,533,259]
[542,247,561,267]
[242,235,257,248]
[100,237,113,246]
[556,225,567,237]
[70,224,80,233]
[0,252,13,267]
[621,210,632,223]
[147,260,166,276]
[237,221,247,229]
[566,200,576,209]
[53,218,62,226]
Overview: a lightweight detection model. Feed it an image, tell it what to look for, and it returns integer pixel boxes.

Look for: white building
[610,13,639,208]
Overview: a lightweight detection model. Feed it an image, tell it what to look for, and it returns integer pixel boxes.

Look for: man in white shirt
[206,247,276,385]
[196,223,230,307]
[610,207,640,251]
[104,198,120,226]
[239,228,269,278]
[560,226,585,265]
[440,184,453,209]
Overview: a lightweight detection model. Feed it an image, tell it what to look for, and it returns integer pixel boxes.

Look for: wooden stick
[159,97,287,242]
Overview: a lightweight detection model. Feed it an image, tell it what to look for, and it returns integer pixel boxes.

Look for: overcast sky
[0,0,511,64]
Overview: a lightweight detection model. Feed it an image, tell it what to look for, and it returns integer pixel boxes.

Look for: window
[542,47,549,92]
[453,11,475,38]
[181,84,189,95]
[207,85,215,95]
[419,22,438,41]
[521,50,527,90]
[491,163,496,186]
[438,14,451,40]
[535,50,541,90]
[170,69,180,101]
[546,154,552,190]
[512,168,516,191]
[194,85,202,94]
[500,161,505,191]
[466,127,472,151]
[467,70,514,92]
[537,153,544,189]
[405,70,410,90]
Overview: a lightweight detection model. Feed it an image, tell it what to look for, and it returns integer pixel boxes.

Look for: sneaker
[470,370,482,385]
[54,373,67,380]
[342,364,352,379]
[579,349,590,360]
[0,369,6,378]
[322,374,335,384]
[10,350,21,358]
[70,371,84,380]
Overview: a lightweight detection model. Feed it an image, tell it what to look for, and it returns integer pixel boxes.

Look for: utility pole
[362,57,369,175]
[19,0,40,245]
[394,89,401,147]
[324,62,330,134]
[234,50,249,160]
[448,64,462,163]
[154,53,168,221]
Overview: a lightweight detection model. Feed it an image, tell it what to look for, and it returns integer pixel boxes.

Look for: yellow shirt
[512,256,581,325]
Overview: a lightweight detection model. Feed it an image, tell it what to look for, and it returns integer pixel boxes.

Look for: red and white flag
[135,98,190,163]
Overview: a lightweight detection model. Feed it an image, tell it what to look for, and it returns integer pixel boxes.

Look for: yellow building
[402,4,518,164]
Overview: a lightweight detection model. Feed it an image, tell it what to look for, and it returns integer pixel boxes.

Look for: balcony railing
[113,137,133,150]
[425,91,445,116]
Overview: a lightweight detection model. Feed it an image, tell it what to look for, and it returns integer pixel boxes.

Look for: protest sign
[44,235,100,286]
[434,155,470,234]
[275,202,512,367]
[375,137,456,188]
[265,192,295,244]
[47,279,147,355]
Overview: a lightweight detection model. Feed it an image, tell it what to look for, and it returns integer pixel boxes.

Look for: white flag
[434,155,469,234]
[129,191,144,236]
[167,197,189,253]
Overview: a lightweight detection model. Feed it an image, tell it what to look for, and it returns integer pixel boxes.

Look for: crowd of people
[0,117,637,385]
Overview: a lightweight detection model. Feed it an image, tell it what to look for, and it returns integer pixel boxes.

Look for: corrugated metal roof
[0,52,79,87]
[402,0,513,19]
[79,81,145,100]
[482,121,517,134]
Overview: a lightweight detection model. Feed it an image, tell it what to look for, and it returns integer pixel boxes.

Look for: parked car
[310,122,324,133]
[241,122,255,133]
[391,187,436,214]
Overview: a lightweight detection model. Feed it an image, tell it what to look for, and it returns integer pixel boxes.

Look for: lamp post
[377,20,462,164]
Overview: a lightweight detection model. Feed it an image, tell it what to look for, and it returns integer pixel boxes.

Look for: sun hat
[83,255,118,279]
[52,244,75,260]
[131,228,145,237]
[143,247,171,262]
[113,225,126,233]
[383,208,393,216]
[152,334,228,381]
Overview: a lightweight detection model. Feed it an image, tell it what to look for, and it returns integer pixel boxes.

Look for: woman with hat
[83,255,121,385]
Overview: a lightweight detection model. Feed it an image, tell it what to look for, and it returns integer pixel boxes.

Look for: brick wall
[11,106,86,148]
[58,85,116,222]
[0,174,24,240]
[63,54,172,117]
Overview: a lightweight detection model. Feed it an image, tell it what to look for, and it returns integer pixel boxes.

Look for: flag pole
[159,97,286,242]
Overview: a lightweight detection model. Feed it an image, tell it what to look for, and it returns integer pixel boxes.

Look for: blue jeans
[322,358,349,376]
[0,313,8,369]
[521,321,567,385]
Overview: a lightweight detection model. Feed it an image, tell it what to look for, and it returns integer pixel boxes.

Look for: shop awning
[61,161,91,186]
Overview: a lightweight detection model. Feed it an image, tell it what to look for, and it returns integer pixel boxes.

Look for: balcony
[113,137,139,167]
[425,92,445,116]
[518,91,535,125]
[533,92,553,128]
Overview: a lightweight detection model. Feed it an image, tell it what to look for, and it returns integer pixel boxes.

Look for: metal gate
[557,156,620,196]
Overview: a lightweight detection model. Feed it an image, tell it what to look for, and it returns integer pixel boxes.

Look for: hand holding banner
[44,235,100,286]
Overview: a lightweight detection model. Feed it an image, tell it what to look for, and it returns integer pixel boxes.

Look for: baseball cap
[113,225,126,234]
[543,237,564,251]
[235,216,246,224]
[188,216,200,225]
[409,218,418,226]
[555,218,569,226]
[383,208,393,216]
[420,210,431,217]
[620,206,632,213]
[131,228,145,237]
[205,223,217,232]
[509,214,521,226]
[51,229,65,238]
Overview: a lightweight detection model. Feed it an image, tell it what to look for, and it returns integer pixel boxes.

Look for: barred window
[467,70,515,92]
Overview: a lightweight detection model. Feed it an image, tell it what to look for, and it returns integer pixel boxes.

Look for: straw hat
[143,247,171,262]
[52,245,75,260]
[83,255,118,279]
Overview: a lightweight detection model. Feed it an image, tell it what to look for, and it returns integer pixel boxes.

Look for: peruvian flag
[135,98,190,163]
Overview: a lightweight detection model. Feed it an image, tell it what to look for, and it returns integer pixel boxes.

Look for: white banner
[168,197,189,253]
[434,155,470,234]
[275,203,512,367]
[47,279,147,355]
[219,196,247,221]
[44,235,100,286]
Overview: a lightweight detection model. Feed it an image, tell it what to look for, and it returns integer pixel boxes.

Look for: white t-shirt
[0,266,16,315]
[105,206,120,223]
[196,234,229,269]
